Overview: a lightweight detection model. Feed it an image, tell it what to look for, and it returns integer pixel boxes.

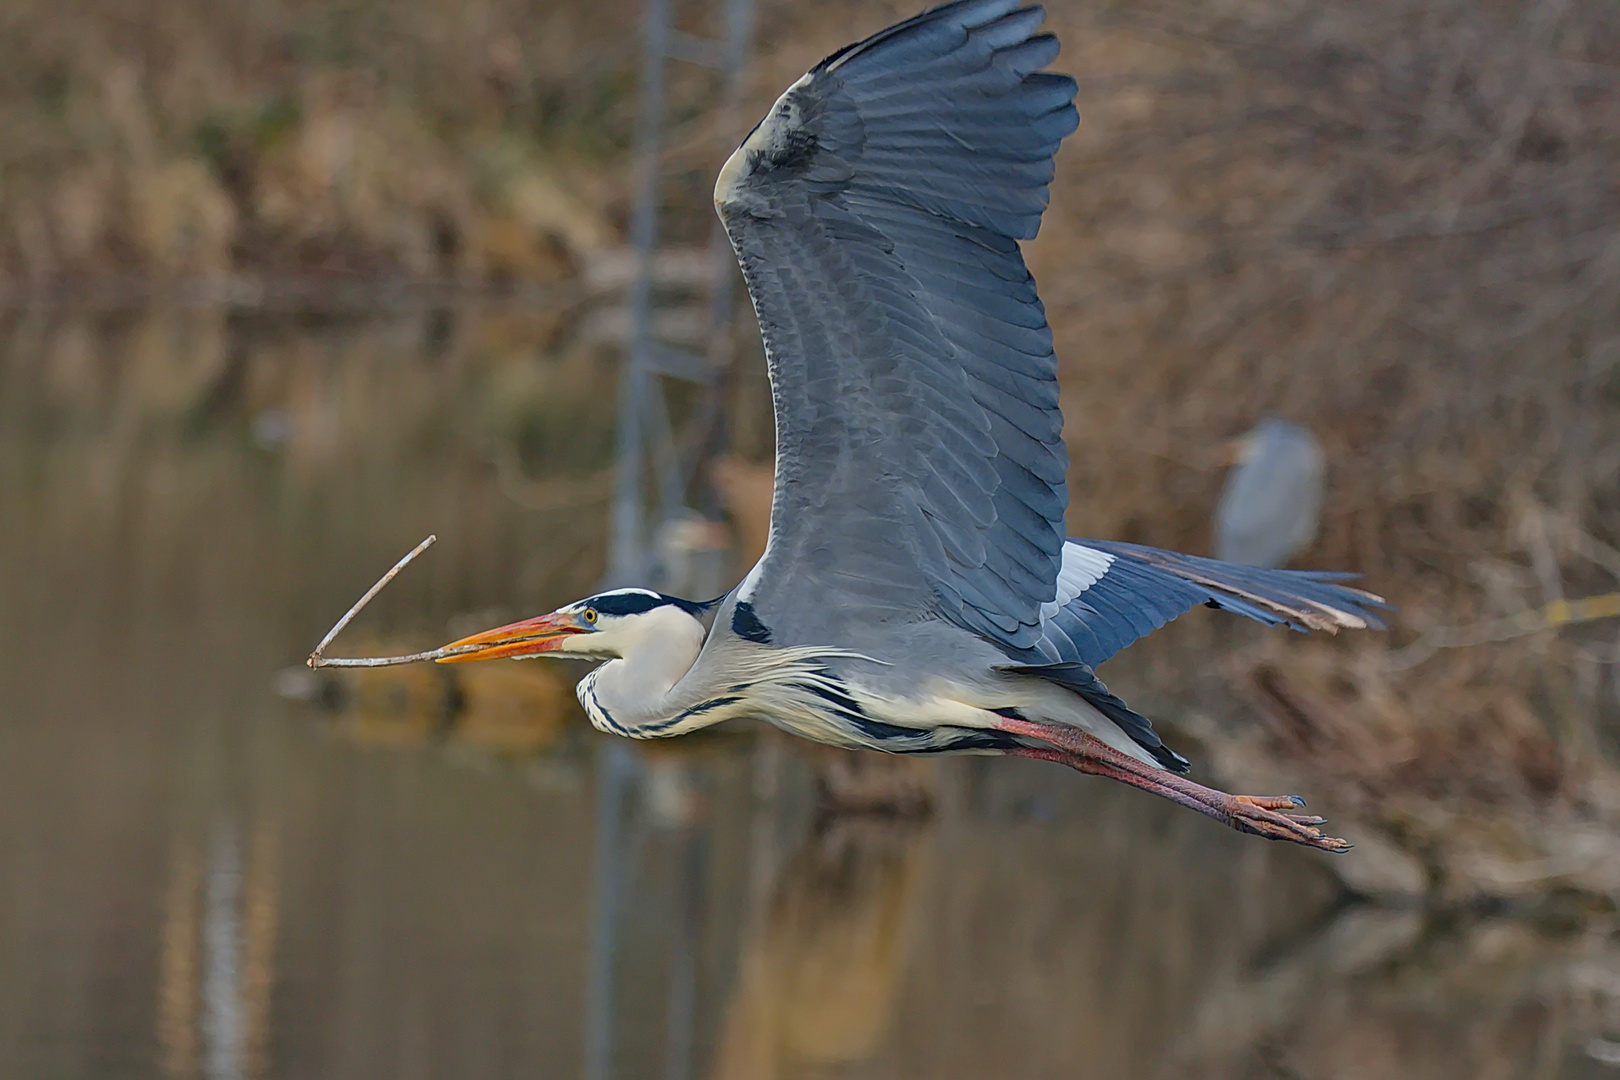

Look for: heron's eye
[583,608,597,625]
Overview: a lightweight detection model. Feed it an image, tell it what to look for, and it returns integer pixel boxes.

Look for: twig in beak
[307,645,490,668]
[308,536,489,668]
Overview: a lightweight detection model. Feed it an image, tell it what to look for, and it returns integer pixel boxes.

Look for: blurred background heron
[1214,418,1325,569]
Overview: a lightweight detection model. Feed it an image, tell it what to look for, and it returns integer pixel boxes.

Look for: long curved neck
[582,607,707,729]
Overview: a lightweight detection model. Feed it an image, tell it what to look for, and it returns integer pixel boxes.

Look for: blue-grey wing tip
[817,0,1068,78]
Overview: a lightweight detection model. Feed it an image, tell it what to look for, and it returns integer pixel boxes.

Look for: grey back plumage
[715,0,1078,653]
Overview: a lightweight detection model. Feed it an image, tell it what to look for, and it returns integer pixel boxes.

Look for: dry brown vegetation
[0,0,671,288]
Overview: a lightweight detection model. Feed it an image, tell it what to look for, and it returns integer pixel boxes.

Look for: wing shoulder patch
[715,74,850,212]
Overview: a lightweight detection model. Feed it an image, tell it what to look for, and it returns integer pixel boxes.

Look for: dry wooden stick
[1385,591,1620,671]
[306,536,491,668]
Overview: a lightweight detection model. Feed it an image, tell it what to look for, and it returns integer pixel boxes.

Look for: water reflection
[710,808,930,1080]
[155,819,280,1080]
[3,308,1620,1079]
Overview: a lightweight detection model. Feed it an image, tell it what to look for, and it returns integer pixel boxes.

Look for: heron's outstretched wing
[1035,540,1390,669]
[716,0,1077,650]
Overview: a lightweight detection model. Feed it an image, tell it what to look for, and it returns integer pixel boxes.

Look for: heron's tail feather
[1084,540,1389,634]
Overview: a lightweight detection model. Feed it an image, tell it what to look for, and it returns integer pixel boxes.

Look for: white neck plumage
[554,596,886,739]
[573,605,709,734]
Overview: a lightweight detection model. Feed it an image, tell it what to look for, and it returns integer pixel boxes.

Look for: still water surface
[0,307,1612,1079]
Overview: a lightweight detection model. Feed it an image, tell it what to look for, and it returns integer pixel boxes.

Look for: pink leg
[994,715,1349,852]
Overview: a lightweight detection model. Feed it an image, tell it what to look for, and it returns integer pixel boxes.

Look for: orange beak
[434,610,590,663]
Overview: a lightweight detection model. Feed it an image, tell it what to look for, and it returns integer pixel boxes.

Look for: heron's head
[435,588,712,664]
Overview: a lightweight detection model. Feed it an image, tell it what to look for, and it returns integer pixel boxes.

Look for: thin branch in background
[1520,503,1567,603]
[1558,520,1620,582]
[1386,592,1620,671]
[306,536,490,669]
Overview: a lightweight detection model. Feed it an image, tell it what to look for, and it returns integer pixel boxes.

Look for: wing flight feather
[717,0,1078,649]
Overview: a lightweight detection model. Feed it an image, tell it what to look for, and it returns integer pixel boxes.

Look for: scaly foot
[1220,793,1348,851]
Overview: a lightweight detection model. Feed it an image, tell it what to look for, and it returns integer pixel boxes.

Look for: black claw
[1288,795,1307,809]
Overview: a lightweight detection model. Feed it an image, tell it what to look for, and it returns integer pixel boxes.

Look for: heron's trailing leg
[993,715,1350,852]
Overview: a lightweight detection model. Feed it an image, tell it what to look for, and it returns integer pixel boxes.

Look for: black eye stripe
[587,591,668,617]
[584,590,716,617]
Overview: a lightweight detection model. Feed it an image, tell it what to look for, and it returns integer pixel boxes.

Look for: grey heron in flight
[440,0,1384,850]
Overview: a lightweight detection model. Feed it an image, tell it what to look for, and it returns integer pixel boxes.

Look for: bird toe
[1227,794,1349,851]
